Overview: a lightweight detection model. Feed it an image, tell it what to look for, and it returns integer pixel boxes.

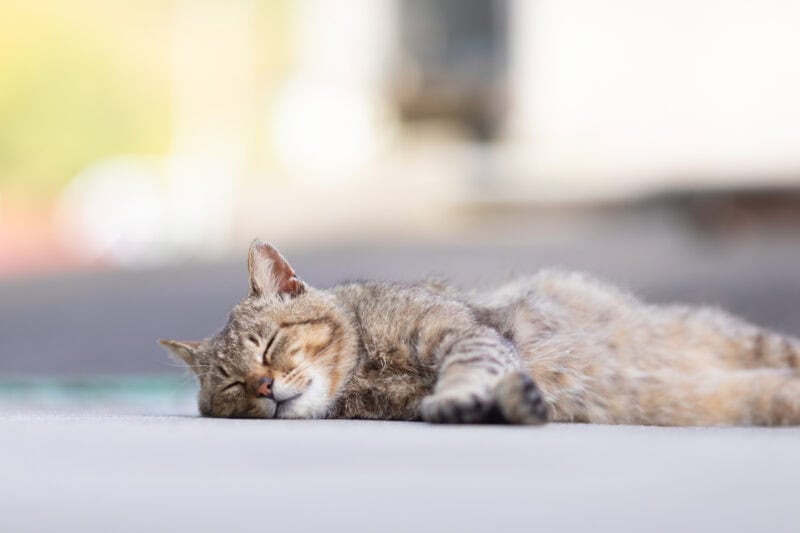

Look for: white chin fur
[276,369,331,419]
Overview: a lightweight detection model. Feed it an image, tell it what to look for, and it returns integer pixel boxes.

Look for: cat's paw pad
[420,390,492,424]
[494,372,548,425]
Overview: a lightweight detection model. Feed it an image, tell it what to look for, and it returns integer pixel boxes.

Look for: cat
[160,240,800,426]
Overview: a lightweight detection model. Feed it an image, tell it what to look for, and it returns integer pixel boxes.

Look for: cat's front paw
[494,372,548,425]
[420,390,493,424]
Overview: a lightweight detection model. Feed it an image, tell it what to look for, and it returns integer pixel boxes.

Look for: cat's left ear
[159,339,201,365]
[247,239,305,298]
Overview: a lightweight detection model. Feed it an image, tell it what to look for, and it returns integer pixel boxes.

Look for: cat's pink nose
[256,377,274,399]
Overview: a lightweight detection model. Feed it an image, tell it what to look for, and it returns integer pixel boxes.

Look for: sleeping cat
[160,240,800,426]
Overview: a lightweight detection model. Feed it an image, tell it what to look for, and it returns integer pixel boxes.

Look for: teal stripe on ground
[0,375,195,401]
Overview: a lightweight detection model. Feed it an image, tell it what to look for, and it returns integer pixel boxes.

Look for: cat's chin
[273,375,332,419]
[274,396,329,419]
[274,401,301,419]
[276,407,329,419]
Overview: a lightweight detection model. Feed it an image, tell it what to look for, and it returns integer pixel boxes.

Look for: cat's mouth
[273,392,303,417]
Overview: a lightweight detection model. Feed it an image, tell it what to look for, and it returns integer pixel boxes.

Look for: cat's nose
[256,377,274,399]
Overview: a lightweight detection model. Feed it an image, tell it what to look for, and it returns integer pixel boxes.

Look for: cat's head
[160,240,357,419]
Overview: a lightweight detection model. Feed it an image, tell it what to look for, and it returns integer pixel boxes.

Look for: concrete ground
[2,411,800,533]
[2,205,800,532]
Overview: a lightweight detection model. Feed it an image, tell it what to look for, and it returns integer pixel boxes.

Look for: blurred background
[2,0,800,410]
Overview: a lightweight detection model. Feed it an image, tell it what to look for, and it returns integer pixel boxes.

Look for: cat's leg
[420,328,547,425]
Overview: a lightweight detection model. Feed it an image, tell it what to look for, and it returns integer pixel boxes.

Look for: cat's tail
[665,305,800,371]
[663,306,800,371]
[742,327,800,370]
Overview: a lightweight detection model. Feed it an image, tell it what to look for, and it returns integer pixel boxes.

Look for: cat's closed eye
[262,329,279,365]
[220,381,244,393]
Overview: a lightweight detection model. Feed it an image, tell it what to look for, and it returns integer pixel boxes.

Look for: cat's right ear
[159,339,200,365]
[247,239,305,298]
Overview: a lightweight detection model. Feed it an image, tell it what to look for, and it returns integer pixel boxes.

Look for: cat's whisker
[283,357,319,386]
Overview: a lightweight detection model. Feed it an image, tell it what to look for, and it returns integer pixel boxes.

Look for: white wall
[508,0,800,196]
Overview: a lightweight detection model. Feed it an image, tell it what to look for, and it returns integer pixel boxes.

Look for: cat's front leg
[420,329,547,425]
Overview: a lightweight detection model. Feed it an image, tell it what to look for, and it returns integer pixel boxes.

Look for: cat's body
[161,241,800,426]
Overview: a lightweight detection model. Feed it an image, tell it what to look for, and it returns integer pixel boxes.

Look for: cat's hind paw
[494,372,548,425]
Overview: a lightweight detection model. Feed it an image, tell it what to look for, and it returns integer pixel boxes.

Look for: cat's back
[329,280,476,352]
[330,279,462,318]
[331,272,642,343]
[469,270,643,337]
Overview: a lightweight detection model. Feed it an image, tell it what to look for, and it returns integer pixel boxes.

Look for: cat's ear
[159,339,201,365]
[247,239,305,298]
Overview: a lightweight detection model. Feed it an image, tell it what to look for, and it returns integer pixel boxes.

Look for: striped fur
[160,241,800,426]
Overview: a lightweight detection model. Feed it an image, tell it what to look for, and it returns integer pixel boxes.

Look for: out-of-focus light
[164,155,238,256]
[54,157,169,266]
[270,78,394,182]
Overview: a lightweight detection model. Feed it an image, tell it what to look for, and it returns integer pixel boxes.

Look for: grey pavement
[2,413,799,533]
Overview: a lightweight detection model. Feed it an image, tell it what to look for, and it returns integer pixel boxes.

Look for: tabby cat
[160,240,800,426]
